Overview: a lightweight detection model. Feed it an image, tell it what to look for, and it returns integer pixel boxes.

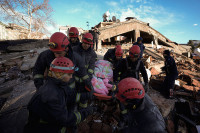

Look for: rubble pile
[0,40,48,110]
[0,40,199,133]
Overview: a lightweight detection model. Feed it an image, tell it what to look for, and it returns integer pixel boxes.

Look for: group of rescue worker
[24,26,178,133]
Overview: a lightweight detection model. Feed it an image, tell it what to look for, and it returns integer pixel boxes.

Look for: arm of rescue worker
[120,59,128,79]
[72,52,87,78]
[33,50,49,89]
[87,52,97,79]
[139,61,148,84]
[45,97,94,127]
[67,91,94,104]
[103,49,114,63]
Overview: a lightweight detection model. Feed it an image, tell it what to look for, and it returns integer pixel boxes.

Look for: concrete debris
[150,67,160,75]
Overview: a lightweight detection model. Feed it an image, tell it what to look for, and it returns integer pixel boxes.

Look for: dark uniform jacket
[133,42,145,59]
[73,44,97,79]
[33,46,87,89]
[24,77,83,133]
[121,57,148,84]
[113,58,123,83]
[163,56,178,76]
[103,48,116,63]
[69,38,81,48]
[122,94,167,133]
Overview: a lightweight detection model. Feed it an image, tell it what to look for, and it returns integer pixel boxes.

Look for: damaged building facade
[96,17,181,53]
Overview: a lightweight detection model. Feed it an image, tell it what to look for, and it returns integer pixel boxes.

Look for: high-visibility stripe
[85,65,89,68]
[118,72,121,75]
[50,64,75,71]
[76,93,81,102]
[34,74,44,79]
[88,69,94,74]
[61,127,66,133]
[69,82,75,89]
[75,76,79,81]
[112,85,116,91]
[121,109,127,114]
[74,112,81,124]
[39,119,48,124]
[79,102,88,108]
[117,77,120,81]
[82,75,89,80]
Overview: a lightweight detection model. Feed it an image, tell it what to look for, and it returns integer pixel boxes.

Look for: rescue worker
[161,50,178,98]
[68,27,81,47]
[116,78,167,133]
[112,45,123,83]
[133,37,145,59]
[93,27,100,51]
[73,33,97,79]
[121,45,149,92]
[103,43,121,63]
[33,32,94,95]
[24,57,96,133]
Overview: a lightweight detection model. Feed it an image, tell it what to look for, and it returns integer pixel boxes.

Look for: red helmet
[69,27,79,38]
[129,45,140,58]
[115,45,123,57]
[50,57,74,73]
[49,32,69,52]
[116,78,145,102]
[82,33,93,45]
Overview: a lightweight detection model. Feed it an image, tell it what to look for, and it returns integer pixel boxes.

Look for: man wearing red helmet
[73,33,97,79]
[116,78,166,133]
[68,27,81,47]
[104,43,121,63]
[33,32,93,93]
[24,57,96,133]
[121,45,149,92]
[104,43,124,83]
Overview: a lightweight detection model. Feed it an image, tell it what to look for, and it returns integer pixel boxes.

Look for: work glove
[80,92,96,101]
[84,78,94,94]
[79,106,98,121]
[144,83,149,92]
[34,78,43,90]
[161,66,165,71]
[118,103,129,129]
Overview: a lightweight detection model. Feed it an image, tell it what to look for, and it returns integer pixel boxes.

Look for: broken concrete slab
[150,67,160,75]
[148,88,175,118]
[0,80,36,133]
[192,79,200,88]
[6,40,49,52]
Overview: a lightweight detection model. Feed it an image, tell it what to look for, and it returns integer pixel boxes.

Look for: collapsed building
[96,17,189,55]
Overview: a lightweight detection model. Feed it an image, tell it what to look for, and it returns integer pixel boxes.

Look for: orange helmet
[116,78,145,102]
[82,33,93,45]
[69,27,79,38]
[48,32,69,52]
[50,57,75,73]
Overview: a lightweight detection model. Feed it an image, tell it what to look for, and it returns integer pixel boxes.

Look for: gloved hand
[118,113,129,128]
[144,83,149,92]
[84,78,94,94]
[79,106,98,121]
[80,92,96,101]
[161,66,165,71]
[34,78,43,90]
